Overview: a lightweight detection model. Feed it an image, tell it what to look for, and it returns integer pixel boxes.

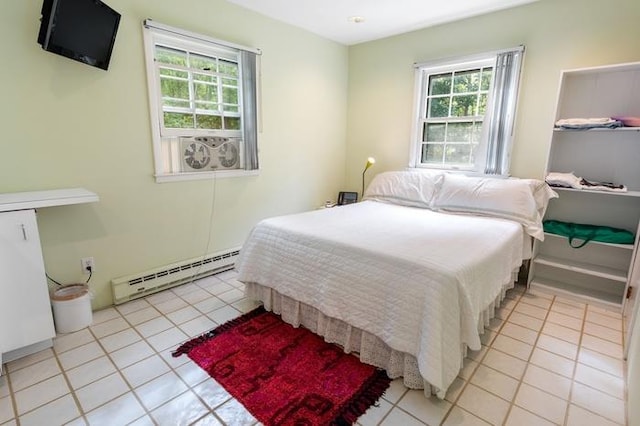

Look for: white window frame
[410,47,524,176]
[142,20,261,183]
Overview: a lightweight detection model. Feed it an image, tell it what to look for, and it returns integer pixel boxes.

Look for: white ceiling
[226,0,539,45]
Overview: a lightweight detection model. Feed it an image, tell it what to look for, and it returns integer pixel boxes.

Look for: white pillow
[432,174,554,240]
[363,170,444,208]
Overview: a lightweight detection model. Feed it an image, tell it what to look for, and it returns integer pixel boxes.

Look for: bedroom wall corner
[345,0,640,189]
[0,0,348,309]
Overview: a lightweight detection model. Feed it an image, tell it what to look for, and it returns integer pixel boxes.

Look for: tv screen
[38,0,121,70]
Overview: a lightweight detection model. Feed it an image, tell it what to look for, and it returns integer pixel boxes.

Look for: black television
[37,0,121,70]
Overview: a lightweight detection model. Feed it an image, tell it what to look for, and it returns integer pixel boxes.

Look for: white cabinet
[0,210,56,363]
[528,62,640,309]
[0,188,99,371]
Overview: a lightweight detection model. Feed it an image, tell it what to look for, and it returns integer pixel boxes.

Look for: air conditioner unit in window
[180,136,241,172]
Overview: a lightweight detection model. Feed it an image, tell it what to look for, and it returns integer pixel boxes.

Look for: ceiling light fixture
[348,16,365,24]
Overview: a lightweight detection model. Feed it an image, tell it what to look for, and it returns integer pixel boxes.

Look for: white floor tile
[193,296,226,315]
[85,392,146,426]
[585,311,622,331]
[124,306,160,326]
[379,407,425,426]
[17,394,79,426]
[551,301,585,319]
[0,395,14,424]
[89,317,129,339]
[397,389,452,425]
[150,390,209,425]
[566,404,622,426]
[214,398,257,426]
[536,334,578,360]
[154,297,188,315]
[513,302,548,320]
[547,311,583,331]
[175,360,211,387]
[91,307,121,324]
[470,365,519,401]
[491,335,533,361]
[481,348,527,380]
[135,371,188,411]
[542,322,581,345]
[381,378,409,404]
[206,305,243,325]
[135,316,174,338]
[181,288,215,305]
[166,306,201,325]
[577,348,624,378]
[66,356,116,390]
[529,348,575,378]
[115,298,151,316]
[584,322,623,344]
[53,329,95,355]
[121,354,170,388]
[456,383,510,425]
[75,372,129,412]
[574,363,625,399]
[571,382,625,424]
[9,357,60,392]
[357,397,393,426]
[57,341,105,370]
[14,374,69,415]
[522,364,572,400]
[442,406,490,426]
[6,348,54,373]
[192,378,232,410]
[146,327,189,352]
[110,340,156,369]
[505,406,555,426]
[581,334,623,359]
[515,383,567,424]
[508,312,544,332]
[99,328,141,353]
[179,315,217,337]
[500,323,539,345]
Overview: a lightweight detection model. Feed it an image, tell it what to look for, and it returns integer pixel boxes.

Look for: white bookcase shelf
[528,62,640,311]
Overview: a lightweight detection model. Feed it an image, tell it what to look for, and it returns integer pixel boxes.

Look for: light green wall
[346,0,640,188]
[0,0,348,309]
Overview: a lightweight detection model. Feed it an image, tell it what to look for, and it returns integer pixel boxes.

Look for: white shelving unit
[528,62,640,312]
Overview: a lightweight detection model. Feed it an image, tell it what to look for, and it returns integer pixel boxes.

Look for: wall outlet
[81,257,95,274]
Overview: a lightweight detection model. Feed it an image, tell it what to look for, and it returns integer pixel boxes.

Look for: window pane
[156,46,187,66]
[424,123,445,142]
[190,53,217,72]
[195,114,222,129]
[193,72,214,83]
[159,67,188,79]
[223,105,239,113]
[451,95,477,117]
[453,70,480,93]
[164,99,190,109]
[428,97,450,118]
[164,112,194,128]
[478,93,488,115]
[472,122,483,142]
[195,101,219,112]
[160,77,189,100]
[429,73,451,96]
[223,87,238,105]
[224,116,241,130]
[481,67,493,91]
[194,82,218,103]
[220,59,238,77]
[447,122,473,142]
[422,143,444,163]
[444,144,472,164]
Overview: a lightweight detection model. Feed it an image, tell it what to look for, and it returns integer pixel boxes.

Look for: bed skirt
[244,271,517,398]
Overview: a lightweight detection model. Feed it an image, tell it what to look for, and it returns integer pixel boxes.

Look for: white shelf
[551,186,640,198]
[533,255,627,283]
[529,279,622,308]
[0,188,99,212]
[543,232,635,250]
[554,127,640,133]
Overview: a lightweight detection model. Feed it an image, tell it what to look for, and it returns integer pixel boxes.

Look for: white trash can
[51,284,93,334]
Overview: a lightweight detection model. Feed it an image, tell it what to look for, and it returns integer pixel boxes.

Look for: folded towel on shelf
[545,172,582,188]
[545,171,627,192]
[555,117,623,129]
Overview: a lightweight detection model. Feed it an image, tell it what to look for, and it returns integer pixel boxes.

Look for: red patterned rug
[173,306,390,425]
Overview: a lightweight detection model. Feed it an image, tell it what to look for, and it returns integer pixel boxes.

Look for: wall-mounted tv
[37,0,121,71]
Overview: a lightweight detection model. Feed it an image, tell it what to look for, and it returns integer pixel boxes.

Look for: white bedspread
[236,201,525,395]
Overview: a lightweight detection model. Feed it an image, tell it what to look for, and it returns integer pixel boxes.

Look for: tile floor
[0,270,628,426]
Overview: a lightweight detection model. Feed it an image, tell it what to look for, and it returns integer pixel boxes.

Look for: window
[142,20,260,182]
[411,47,524,175]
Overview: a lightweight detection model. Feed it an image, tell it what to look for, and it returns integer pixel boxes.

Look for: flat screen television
[37,0,121,70]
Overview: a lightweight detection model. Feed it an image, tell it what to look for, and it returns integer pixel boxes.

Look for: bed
[236,170,556,398]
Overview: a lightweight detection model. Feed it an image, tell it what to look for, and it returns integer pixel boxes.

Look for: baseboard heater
[111,247,241,305]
